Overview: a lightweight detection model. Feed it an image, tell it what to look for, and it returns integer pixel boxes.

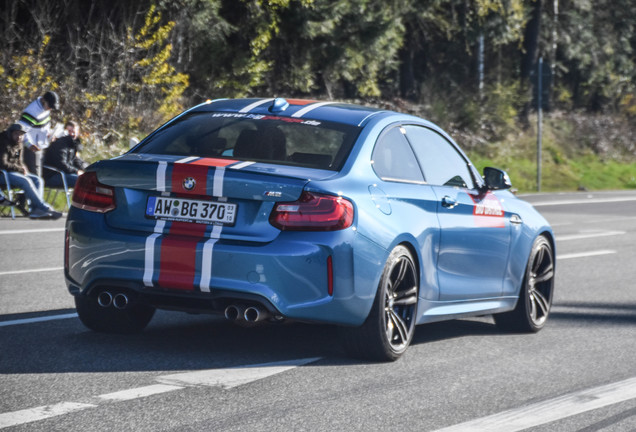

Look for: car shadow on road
[0,309,512,374]
[0,309,349,374]
[550,301,636,326]
[411,317,499,346]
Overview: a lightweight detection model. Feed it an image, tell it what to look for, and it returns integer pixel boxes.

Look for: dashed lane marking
[96,384,184,402]
[557,231,625,241]
[0,313,78,327]
[0,267,63,276]
[157,357,322,389]
[0,402,96,429]
[0,357,322,429]
[434,376,636,432]
[558,250,616,260]
[528,196,636,207]
[0,228,65,235]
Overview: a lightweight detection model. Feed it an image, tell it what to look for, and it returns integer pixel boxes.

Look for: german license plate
[146,196,237,225]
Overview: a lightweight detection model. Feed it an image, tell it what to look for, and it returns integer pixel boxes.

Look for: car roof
[189,97,390,127]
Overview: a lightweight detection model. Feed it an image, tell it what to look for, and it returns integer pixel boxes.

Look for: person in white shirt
[18,91,60,177]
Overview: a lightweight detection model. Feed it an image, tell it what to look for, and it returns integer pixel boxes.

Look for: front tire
[345,245,419,361]
[75,293,155,334]
[494,236,555,332]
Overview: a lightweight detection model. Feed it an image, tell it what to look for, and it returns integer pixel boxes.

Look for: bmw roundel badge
[183,177,196,191]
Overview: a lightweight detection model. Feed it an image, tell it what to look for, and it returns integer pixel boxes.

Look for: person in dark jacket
[43,121,88,188]
[0,123,61,219]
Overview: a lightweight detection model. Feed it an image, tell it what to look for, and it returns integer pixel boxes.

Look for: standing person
[0,123,62,219]
[18,91,60,177]
[43,120,88,188]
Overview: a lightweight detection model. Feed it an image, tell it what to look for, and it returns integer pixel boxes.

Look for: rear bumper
[66,209,381,326]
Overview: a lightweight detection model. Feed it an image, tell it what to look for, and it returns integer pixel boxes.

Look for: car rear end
[65,99,382,326]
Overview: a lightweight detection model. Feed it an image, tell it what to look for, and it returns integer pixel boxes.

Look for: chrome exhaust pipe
[113,293,129,309]
[224,304,245,321]
[97,291,113,308]
[244,305,269,323]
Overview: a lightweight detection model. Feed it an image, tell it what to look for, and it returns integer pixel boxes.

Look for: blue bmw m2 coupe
[65,98,555,361]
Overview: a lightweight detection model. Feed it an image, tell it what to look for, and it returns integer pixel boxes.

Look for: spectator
[18,91,60,177]
[0,123,62,219]
[43,120,88,188]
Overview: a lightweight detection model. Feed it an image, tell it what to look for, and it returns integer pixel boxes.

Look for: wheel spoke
[532,289,550,317]
[529,293,538,321]
[393,286,418,305]
[388,309,409,345]
[392,258,409,291]
[534,264,554,284]
[533,247,545,274]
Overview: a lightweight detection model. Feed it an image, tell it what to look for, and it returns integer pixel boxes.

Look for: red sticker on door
[471,192,505,228]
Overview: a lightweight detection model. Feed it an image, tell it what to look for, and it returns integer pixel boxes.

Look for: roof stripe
[175,156,199,164]
[291,101,335,118]
[239,98,275,113]
[230,161,256,170]
[286,99,318,106]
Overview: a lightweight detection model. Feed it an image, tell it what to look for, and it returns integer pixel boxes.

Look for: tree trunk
[520,0,542,125]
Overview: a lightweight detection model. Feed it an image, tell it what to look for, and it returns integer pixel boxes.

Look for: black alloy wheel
[345,245,419,361]
[495,235,555,332]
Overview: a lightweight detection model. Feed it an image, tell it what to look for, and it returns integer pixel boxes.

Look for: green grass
[467,114,636,193]
[471,155,636,192]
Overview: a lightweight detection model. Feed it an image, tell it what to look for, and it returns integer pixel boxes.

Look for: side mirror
[483,167,512,190]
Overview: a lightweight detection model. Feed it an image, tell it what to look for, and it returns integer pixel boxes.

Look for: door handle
[441,196,458,209]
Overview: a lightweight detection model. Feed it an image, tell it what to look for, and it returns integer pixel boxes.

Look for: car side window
[404,125,475,189]
[371,126,424,183]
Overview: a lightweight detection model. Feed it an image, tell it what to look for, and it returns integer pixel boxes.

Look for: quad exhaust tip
[224,304,270,324]
[97,291,129,309]
[224,304,245,321]
[113,293,129,309]
[97,291,113,308]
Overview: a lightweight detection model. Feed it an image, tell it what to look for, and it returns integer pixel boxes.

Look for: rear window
[134,112,361,170]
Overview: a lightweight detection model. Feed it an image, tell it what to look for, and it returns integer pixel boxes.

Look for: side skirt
[415,297,518,325]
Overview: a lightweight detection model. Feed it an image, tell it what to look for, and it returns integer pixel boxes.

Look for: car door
[403,125,511,301]
[369,125,441,301]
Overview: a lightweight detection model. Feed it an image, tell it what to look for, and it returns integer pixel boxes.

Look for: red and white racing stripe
[143,158,246,291]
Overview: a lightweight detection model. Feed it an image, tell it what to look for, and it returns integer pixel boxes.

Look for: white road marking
[97,384,184,402]
[0,357,322,429]
[434,376,636,432]
[530,196,636,207]
[0,313,78,327]
[0,402,96,429]
[157,357,322,389]
[0,228,64,235]
[557,231,625,241]
[558,250,616,260]
[0,267,63,276]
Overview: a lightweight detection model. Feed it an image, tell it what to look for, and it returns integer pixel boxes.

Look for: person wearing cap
[0,123,62,219]
[18,91,60,177]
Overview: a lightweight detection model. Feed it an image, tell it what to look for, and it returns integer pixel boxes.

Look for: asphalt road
[1,190,636,431]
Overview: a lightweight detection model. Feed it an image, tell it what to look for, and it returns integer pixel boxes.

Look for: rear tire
[344,245,419,361]
[75,293,155,334]
[494,236,554,332]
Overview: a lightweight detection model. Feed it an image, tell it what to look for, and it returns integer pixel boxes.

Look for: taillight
[71,171,116,213]
[269,191,354,231]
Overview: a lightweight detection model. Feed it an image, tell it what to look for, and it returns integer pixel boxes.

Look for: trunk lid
[96,154,336,243]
